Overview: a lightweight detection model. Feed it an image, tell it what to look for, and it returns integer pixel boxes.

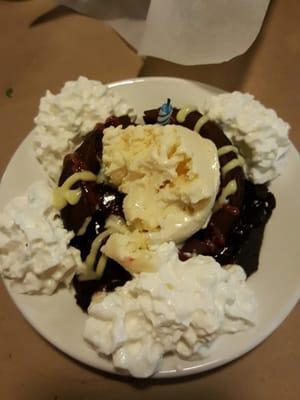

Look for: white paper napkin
[59,0,270,65]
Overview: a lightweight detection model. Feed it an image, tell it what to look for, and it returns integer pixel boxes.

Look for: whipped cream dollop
[33,76,135,182]
[203,91,290,184]
[101,124,219,273]
[84,242,256,378]
[0,182,83,294]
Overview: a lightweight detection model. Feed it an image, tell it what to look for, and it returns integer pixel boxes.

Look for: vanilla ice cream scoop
[102,124,220,246]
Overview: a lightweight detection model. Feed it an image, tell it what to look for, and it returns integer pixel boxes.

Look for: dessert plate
[0,77,299,378]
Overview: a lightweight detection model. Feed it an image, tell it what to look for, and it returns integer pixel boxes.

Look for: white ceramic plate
[0,77,299,378]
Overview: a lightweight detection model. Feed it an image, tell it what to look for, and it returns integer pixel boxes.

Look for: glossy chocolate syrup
[179,180,276,277]
[72,259,131,311]
[59,117,132,311]
[58,113,276,311]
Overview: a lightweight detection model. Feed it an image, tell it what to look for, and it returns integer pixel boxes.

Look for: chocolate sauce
[70,185,124,259]
[58,117,133,312]
[57,114,276,312]
[72,259,132,311]
[179,181,276,276]
[59,118,131,233]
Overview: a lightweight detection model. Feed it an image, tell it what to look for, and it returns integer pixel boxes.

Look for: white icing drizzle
[214,180,237,211]
[85,230,111,270]
[214,145,242,210]
[78,229,112,281]
[79,254,108,282]
[221,156,244,177]
[95,254,108,277]
[176,105,209,133]
[213,146,242,211]
[217,145,238,157]
[77,216,92,236]
[96,165,106,184]
[78,216,128,281]
[176,106,197,123]
[194,114,210,132]
[53,171,97,210]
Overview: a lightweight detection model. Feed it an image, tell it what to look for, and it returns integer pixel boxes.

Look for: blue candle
[157,98,173,125]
